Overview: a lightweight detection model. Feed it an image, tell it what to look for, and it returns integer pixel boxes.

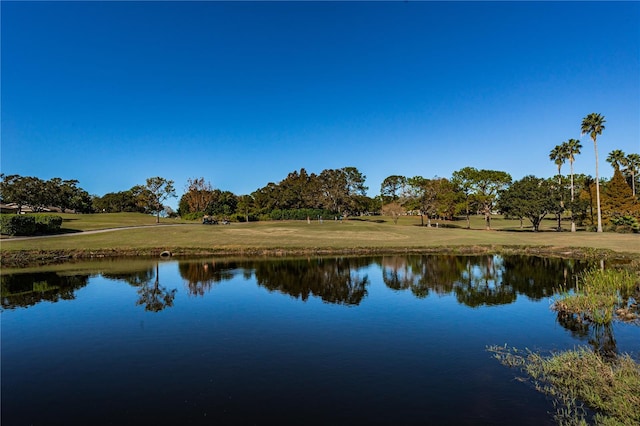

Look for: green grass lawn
[1,213,639,264]
[53,212,190,231]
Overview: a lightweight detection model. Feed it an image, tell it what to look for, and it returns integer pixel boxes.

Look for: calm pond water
[2,255,638,425]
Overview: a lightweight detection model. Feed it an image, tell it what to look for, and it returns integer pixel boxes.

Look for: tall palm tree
[581,113,606,233]
[624,153,640,197]
[606,149,626,171]
[549,144,567,231]
[549,144,567,186]
[562,138,582,232]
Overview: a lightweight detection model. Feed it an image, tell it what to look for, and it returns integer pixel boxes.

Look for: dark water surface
[2,255,638,425]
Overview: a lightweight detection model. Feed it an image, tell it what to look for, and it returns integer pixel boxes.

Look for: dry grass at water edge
[488,345,640,425]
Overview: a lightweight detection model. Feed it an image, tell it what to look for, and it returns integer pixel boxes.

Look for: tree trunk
[570,159,576,232]
[594,139,603,232]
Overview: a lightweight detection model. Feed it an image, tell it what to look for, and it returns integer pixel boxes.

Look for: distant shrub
[0,214,36,236]
[33,214,63,234]
[234,214,258,222]
[609,215,639,233]
[0,214,62,236]
[181,212,205,221]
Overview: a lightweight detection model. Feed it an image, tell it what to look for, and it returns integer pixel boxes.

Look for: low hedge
[33,214,63,234]
[0,214,63,236]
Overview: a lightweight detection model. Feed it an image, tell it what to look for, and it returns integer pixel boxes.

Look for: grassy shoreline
[2,213,639,268]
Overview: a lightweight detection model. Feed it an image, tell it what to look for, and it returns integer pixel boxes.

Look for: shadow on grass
[496,228,590,233]
[411,223,464,229]
[349,218,387,224]
[57,228,83,234]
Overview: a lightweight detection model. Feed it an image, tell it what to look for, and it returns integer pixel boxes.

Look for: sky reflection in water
[2,255,638,425]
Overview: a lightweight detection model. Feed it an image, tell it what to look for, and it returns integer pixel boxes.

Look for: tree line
[1,113,638,232]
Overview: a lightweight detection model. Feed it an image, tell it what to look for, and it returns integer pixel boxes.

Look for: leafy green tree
[205,190,237,218]
[548,176,569,232]
[581,112,606,232]
[317,167,368,216]
[498,176,556,231]
[451,167,511,230]
[451,167,478,229]
[93,189,146,213]
[342,167,369,215]
[43,178,93,213]
[251,182,282,216]
[236,195,254,222]
[1,174,30,213]
[143,177,177,223]
[319,169,347,214]
[181,177,215,214]
[380,175,407,204]
[404,177,459,226]
[1,175,50,212]
[68,188,94,213]
[277,169,319,210]
[405,176,436,226]
[433,178,459,220]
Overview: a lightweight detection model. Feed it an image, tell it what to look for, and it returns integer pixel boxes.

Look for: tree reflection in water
[1,272,89,310]
[103,262,177,312]
[2,254,592,314]
[134,262,177,312]
[557,311,618,358]
[455,255,517,307]
[251,257,370,306]
[379,254,586,308]
[178,260,237,297]
[380,254,466,298]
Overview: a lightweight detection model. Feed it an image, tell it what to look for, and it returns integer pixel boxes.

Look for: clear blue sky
[2,1,639,208]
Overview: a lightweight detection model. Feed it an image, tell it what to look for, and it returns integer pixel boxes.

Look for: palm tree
[581,113,606,232]
[606,149,626,171]
[562,138,582,232]
[624,153,640,197]
[549,144,567,231]
[549,144,567,185]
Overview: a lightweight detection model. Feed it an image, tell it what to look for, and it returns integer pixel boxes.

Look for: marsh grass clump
[487,345,640,425]
[553,268,639,324]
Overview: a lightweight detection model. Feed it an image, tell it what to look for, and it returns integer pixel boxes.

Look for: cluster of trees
[0,175,93,213]
[1,175,176,223]
[92,177,176,223]
[178,167,371,221]
[2,114,638,232]
[380,169,512,229]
